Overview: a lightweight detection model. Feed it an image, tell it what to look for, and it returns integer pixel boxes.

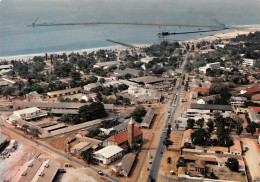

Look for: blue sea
[0,0,260,57]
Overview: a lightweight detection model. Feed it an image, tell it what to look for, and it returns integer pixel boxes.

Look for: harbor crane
[32,17,39,26]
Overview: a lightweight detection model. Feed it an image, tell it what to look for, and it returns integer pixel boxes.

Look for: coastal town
[0,27,260,182]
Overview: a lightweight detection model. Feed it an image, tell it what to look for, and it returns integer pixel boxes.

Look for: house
[70,137,102,157]
[178,167,189,178]
[199,62,220,73]
[0,79,9,87]
[47,87,81,98]
[13,101,113,112]
[103,118,143,150]
[112,153,136,177]
[246,86,260,95]
[93,61,120,69]
[230,96,247,108]
[101,119,137,135]
[130,76,164,85]
[229,136,242,155]
[181,129,194,147]
[11,158,60,182]
[190,87,209,99]
[197,95,216,104]
[0,64,13,71]
[11,107,48,121]
[83,83,101,91]
[234,107,248,114]
[161,70,175,78]
[0,133,9,150]
[113,68,139,79]
[190,103,233,118]
[243,58,255,67]
[103,94,117,104]
[248,107,260,123]
[26,91,43,102]
[183,136,242,156]
[141,109,155,128]
[176,117,188,129]
[136,91,162,104]
[185,109,211,118]
[4,140,18,153]
[93,145,123,165]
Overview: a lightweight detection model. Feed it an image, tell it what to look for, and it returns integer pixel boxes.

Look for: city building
[0,133,9,150]
[230,96,247,108]
[11,107,48,121]
[199,62,220,73]
[141,109,155,128]
[103,118,143,150]
[47,87,81,98]
[93,145,123,165]
[248,107,260,123]
[11,158,60,182]
[190,87,209,99]
[243,58,255,67]
[112,153,136,177]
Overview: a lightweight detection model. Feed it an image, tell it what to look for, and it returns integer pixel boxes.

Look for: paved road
[0,122,121,182]
[147,53,190,182]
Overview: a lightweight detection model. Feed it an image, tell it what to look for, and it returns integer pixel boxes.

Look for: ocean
[0,0,260,57]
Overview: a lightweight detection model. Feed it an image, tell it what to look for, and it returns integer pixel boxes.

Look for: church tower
[128,117,134,148]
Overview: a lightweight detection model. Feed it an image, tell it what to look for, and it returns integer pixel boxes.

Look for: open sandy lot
[241,138,260,181]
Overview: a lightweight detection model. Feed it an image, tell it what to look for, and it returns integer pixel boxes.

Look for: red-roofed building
[103,118,143,149]
[248,106,260,112]
[246,86,260,95]
[190,87,210,99]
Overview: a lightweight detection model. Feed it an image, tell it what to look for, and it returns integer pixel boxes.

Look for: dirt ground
[55,167,99,182]
[0,127,37,181]
[0,124,106,182]
[241,137,260,181]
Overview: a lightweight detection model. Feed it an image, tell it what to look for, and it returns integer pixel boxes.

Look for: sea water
[0,0,260,57]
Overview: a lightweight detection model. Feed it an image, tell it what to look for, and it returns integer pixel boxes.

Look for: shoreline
[1,26,260,61]
[0,45,128,61]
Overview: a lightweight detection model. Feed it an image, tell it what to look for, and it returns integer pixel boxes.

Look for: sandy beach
[1,25,260,62]
[190,25,260,43]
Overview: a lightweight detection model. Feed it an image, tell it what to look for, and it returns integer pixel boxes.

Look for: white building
[185,109,210,118]
[199,62,220,73]
[12,107,48,121]
[230,96,247,107]
[243,58,255,67]
[248,109,260,123]
[93,145,123,165]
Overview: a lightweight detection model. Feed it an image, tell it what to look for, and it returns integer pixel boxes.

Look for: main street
[0,122,120,182]
[147,52,190,182]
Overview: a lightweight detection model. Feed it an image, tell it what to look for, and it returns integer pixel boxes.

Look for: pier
[28,21,240,29]
[106,39,136,48]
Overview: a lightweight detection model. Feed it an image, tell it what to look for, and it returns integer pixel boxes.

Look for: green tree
[131,106,146,123]
[167,157,172,164]
[191,128,211,146]
[226,158,239,172]
[196,118,204,128]
[118,84,129,91]
[81,149,94,164]
[78,102,107,123]
[163,138,173,148]
[236,125,243,135]
[186,119,195,130]
[99,78,105,84]
[246,122,257,136]
[176,157,186,168]
[206,120,214,133]
[70,71,81,82]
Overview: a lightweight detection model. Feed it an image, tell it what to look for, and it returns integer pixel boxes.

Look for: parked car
[97,170,104,176]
